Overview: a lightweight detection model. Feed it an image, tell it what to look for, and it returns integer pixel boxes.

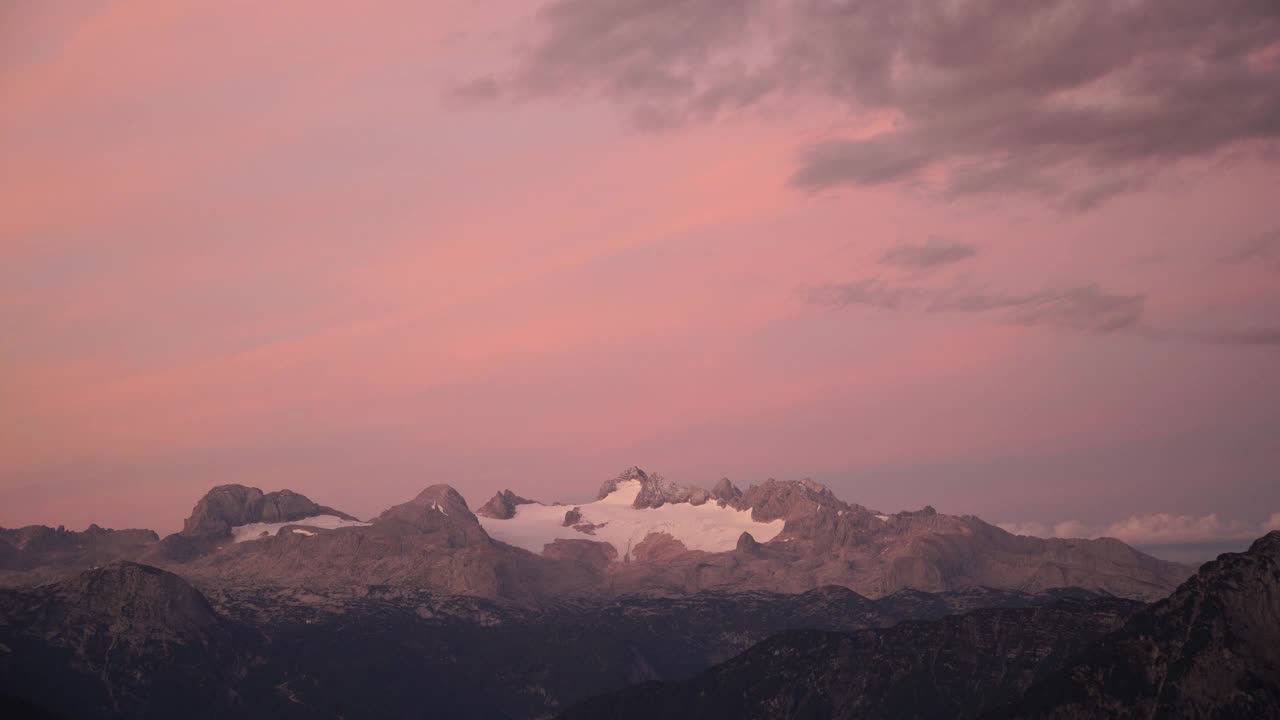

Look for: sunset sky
[3,1,1278,560]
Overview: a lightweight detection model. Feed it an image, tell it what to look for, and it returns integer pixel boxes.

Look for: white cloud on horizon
[999,512,1280,546]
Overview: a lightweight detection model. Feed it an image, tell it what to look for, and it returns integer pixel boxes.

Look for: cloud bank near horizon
[999,512,1280,548]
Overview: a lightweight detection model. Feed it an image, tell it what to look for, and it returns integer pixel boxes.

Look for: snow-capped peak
[478,475,783,561]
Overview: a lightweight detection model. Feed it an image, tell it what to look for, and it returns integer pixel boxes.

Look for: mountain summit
[596,466,712,508]
[156,484,363,562]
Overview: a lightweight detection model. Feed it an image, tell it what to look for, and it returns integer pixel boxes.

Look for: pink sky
[3,1,1278,557]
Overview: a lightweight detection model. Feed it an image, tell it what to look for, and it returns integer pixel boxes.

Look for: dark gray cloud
[880,237,978,271]
[469,0,1280,208]
[804,278,1144,333]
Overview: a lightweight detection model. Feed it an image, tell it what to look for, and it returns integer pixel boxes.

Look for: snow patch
[478,480,784,560]
[231,515,369,543]
[875,515,892,522]
[292,528,316,537]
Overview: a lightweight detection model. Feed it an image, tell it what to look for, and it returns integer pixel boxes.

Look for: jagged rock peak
[740,477,849,522]
[404,485,473,514]
[375,485,488,547]
[476,489,536,519]
[711,477,743,505]
[736,531,760,554]
[595,466,652,499]
[597,466,711,509]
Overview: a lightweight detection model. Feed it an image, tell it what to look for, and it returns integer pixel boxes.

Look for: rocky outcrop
[597,466,711,508]
[741,477,847,523]
[374,485,490,547]
[711,477,743,507]
[543,538,618,569]
[179,484,356,537]
[564,507,583,526]
[988,531,1280,719]
[631,532,689,563]
[476,489,537,519]
[158,484,357,562]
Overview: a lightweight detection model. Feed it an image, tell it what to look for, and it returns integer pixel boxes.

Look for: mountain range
[1,466,1192,602]
[3,467,1273,719]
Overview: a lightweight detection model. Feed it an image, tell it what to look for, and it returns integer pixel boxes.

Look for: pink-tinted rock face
[630,532,689,563]
[180,485,357,538]
[476,490,537,520]
[596,467,710,509]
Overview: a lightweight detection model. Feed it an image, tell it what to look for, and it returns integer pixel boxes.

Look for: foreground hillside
[989,530,1280,718]
[0,563,1109,719]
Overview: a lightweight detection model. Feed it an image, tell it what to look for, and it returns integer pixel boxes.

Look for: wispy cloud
[879,237,977,271]
[803,276,1280,346]
[802,279,1144,334]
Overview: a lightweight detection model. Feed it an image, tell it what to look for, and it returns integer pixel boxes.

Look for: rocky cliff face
[375,484,490,547]
[157,484,358,562]
[711,477,743,505]
[476,489,537,519]
[987,531,1280,719]
[596,466,711,508]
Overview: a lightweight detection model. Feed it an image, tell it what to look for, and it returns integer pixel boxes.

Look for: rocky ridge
[156,484,359,562]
